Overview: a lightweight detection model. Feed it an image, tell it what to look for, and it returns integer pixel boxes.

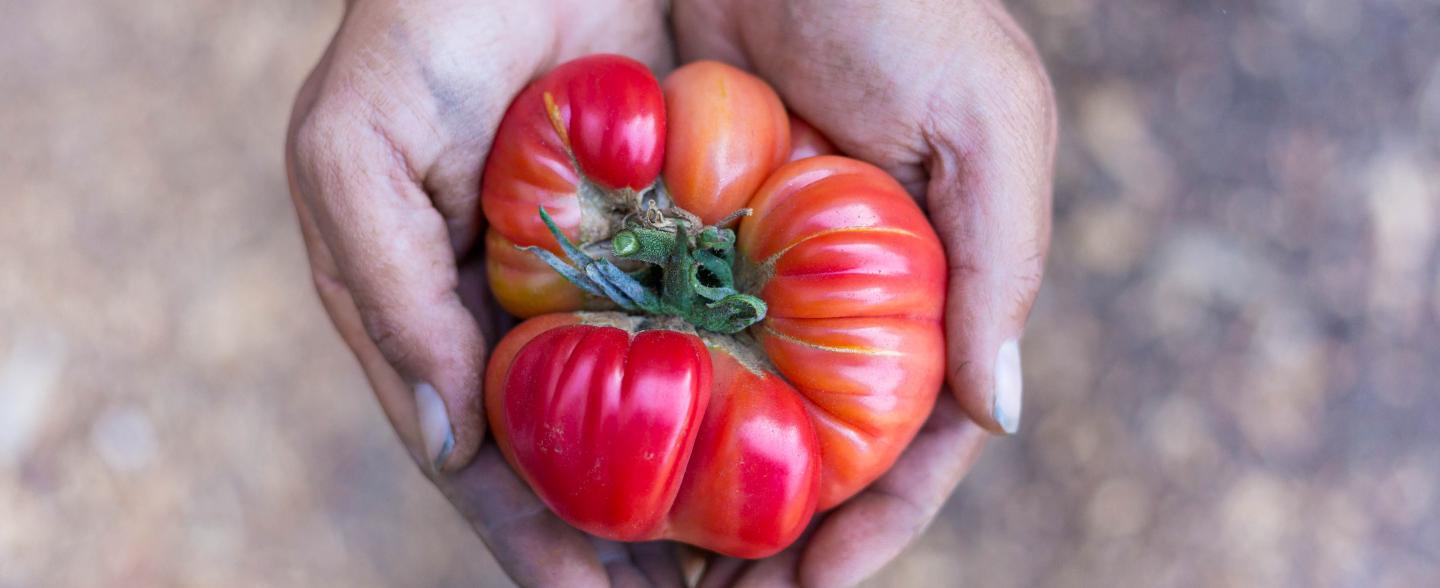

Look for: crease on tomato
[756,322,903,357]
[796,391,884,439]
[760,226,919,268]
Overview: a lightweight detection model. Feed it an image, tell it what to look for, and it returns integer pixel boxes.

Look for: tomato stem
[521,206,766,334]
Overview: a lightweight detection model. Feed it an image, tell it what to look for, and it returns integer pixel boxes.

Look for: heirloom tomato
[480,55,946,559]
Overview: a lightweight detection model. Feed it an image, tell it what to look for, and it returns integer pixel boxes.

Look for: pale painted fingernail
[414,382,454,472]
[993,339,1023,434]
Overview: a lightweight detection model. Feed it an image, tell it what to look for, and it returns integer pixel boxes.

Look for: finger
[589,540,687,588]
[286,36,452,467]
[285,53,430,459]
[289,190,425,462]
[901,1,1057,435]
[696,556,747,588]
[694,556,743,588]
[735,547,803,588]
[923,30,1057,434]
[439,448,610,587]
[595,540,652,588]
[288,94,492,473]
[677,545,709,586]
[627,541,687,588]
[709,540,806,588]
[796,395,988,587]
[695,522,818,588]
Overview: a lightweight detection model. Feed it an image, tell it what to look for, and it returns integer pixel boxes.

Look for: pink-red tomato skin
[483,57,949,557]
[480,54,666,316]
[551,55,666,191]
[499,324,709,540]
[667,347,820,558]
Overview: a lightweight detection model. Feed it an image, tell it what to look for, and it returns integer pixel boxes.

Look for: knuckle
[1011,53,1054,109]
[1001,48,1058,142]
[991,49,1055,139]
[289,91,418,201]
[923,36,1056,161]
[290,104,355,174]
[289,68,393,168]
[982,9,1051,98]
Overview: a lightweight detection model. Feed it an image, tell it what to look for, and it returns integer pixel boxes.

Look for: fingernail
[993,339,1023,434]
[414,381,454,472]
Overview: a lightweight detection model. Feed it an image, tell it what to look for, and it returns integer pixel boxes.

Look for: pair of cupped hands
[285,0,1054,586]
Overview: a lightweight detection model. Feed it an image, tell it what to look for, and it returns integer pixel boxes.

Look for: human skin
[284,0,1054,586]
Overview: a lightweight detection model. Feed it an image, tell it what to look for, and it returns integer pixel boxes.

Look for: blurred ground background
[2,0,1438,586]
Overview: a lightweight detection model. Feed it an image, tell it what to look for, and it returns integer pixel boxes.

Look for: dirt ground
[2,1,1437,586]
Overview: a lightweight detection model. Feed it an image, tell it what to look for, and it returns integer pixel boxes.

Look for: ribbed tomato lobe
[479,55,666,316]
[667,347,820,558]
[548,55,666,190]
[501,324,710,540]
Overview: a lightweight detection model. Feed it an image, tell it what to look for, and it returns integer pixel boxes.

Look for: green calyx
[520,206,766,334]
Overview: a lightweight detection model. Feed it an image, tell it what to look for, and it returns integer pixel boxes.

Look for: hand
[288,0,1053,585]
[671,0,1055,584]
[285,0,690,585]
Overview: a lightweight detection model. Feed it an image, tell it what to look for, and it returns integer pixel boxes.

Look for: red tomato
[738,156,946,507]
[481,54,666,317]
[492,318,710,540]
[480,56,945,558]
[662,61,791,225]
[485,314,821,557]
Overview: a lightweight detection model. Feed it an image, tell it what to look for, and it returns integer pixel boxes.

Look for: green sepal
[692,294,768,334]
[522,205,766,333]
[612,227,677,265]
